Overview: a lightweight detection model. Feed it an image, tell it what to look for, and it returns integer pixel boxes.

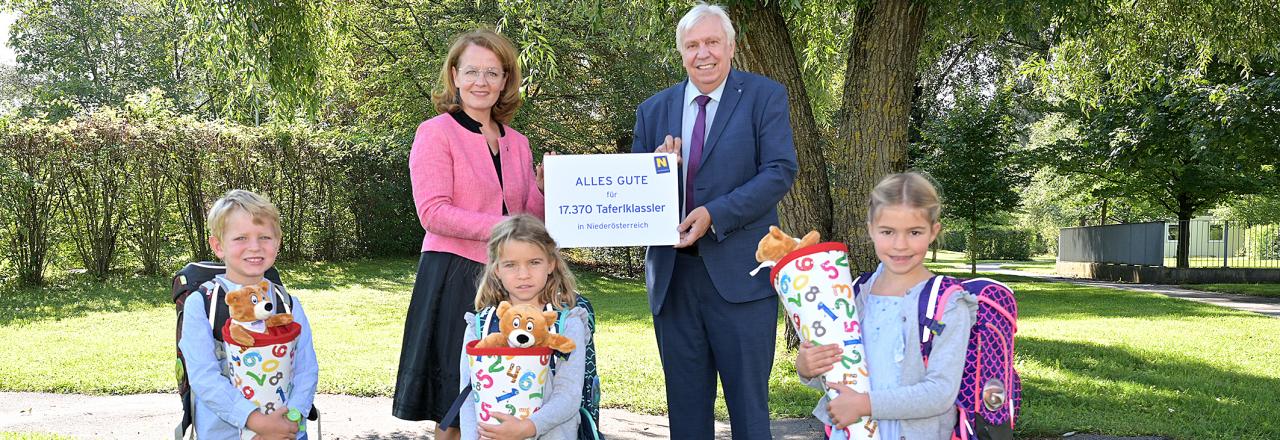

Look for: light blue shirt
[812,265,973,440]
[680,78,726,215]
[178,275,318,439]
[861,291,913,440]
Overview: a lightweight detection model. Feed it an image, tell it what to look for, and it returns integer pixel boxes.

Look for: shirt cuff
[233,398,259,430]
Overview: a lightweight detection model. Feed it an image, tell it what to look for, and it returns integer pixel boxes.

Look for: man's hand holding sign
[654,134,712,249]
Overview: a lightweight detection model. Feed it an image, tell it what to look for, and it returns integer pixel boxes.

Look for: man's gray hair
[676,3,735,48]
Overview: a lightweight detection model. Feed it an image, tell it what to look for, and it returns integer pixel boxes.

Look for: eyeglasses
[458,66,505,84]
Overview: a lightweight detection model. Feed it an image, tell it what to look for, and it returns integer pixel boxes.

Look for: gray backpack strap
[205,280,227,330]
[476,306,495,339]
[271,283,292,314]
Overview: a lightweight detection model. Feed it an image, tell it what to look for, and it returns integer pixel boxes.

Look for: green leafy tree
[1213,194,1280,225]
[915,89,1029,273]
[725,0,1279,271]
[5,0,182,118]
[1049,65,1280,268]
[177,0,338,120]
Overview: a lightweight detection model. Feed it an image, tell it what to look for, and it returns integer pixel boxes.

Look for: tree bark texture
[1177,214,1191,269]
[834,0,929,273]
[732,2,833,239]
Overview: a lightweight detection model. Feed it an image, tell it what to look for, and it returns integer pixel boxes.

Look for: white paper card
[543,153,679,248]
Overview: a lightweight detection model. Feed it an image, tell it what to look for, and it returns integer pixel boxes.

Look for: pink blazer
[409,113,545,263]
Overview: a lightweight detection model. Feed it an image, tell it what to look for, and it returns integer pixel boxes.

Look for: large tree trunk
[833,0,929,273]
[731,2,835,351]
[732,2,833,239]
[1177,212,1192,269]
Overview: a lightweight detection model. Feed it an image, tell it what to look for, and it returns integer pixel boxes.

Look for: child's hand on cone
[825,382,872,429]
[479,412,537,440]
[246,408,298,440]
[796,342,843,379]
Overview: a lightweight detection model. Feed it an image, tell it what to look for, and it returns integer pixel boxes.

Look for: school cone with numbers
[465,341,553,424]
[221,321,304,439]
[770,242,879,440]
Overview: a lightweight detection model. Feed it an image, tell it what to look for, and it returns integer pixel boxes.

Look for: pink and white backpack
[853,273,1022,440]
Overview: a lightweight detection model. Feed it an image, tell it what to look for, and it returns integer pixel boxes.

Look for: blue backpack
[475,295,602,440]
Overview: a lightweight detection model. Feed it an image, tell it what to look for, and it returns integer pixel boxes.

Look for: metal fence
[1161,220,1280,268]
[1059,220,1280,268]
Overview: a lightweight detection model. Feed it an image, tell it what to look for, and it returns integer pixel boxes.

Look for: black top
[448,110,507,137]
[449,111,508,215]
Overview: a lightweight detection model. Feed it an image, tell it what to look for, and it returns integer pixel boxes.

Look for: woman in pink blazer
[392,29,545,440]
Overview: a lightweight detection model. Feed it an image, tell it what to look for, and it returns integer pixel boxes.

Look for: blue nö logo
[654,155,671,174]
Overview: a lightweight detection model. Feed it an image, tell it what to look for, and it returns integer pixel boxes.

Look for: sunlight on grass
[576,270,822,419]
[0,433,74,440]
[1183,283,1280,298]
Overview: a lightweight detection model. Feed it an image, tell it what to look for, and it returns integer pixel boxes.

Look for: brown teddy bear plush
[224,281,294,347]
[755,226,821,263]
[474,301,576,353]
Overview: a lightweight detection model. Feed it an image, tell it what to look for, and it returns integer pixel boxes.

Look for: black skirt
[392,251,484,422]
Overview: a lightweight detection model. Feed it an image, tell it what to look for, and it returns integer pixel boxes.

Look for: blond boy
[177,190,318,440]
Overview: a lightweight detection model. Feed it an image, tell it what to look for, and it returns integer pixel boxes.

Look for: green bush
[564,247,644,278]
[339,132,420,258]
[0,107,431,280]
[938,230,966,252]
[1244,224,1280,259]
[0,117,62,285]
[1029,230,1054,256]
[967,228,1034,261]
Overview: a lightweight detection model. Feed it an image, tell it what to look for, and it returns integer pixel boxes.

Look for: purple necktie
[686,95,711,216]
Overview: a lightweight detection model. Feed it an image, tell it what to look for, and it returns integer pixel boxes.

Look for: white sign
[544,153,679,248]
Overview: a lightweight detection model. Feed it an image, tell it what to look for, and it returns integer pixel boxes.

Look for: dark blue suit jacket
[632,69,798,315]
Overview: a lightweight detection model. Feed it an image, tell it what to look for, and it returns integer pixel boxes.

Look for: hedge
[0,109,418,284]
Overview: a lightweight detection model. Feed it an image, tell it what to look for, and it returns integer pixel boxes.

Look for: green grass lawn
[925,249,1060,275]
[2,259,1279,439]
[0,434,72,440]
[1182,283,1280,298]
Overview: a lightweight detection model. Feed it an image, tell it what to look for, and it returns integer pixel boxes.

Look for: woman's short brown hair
[432,29,523,125]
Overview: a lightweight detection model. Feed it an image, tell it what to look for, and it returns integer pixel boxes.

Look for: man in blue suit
[631,4,798,439]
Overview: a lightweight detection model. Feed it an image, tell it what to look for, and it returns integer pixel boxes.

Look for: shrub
[564,247,644,278]
[1244,224,1280,260]
[0,118,64,285]
[967,228,1034,261]
[938,229,966,252]
[0,107,439,277]
[126,117,178,275]
[61,110,132,279]
[339,132,419,258]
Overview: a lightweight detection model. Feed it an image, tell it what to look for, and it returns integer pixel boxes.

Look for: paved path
[0,391,1171,439]
[0,392,824,439]
[972,263,1280,318]
[0,392,1176,440]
